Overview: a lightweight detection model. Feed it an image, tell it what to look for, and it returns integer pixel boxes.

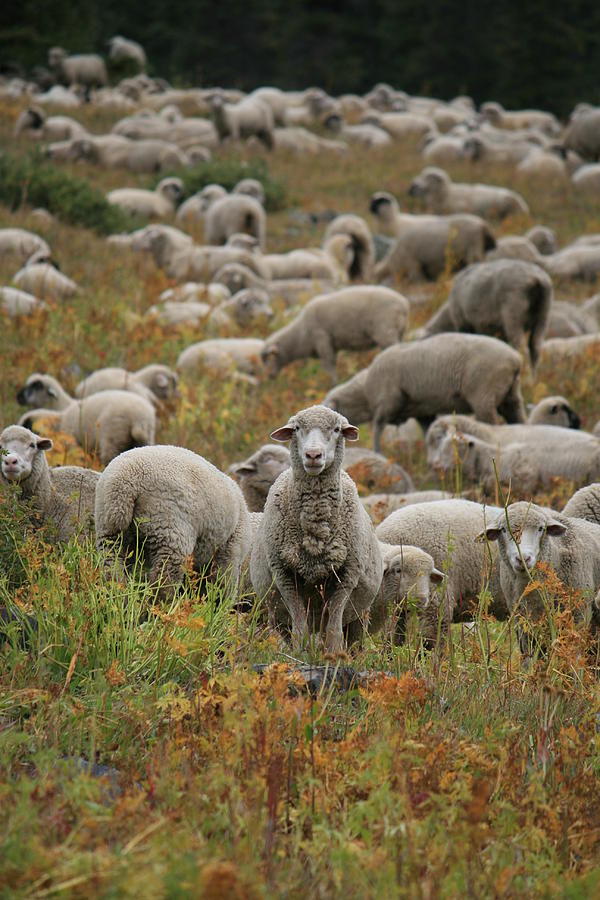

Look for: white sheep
[1,287,46,317]
[261,286,409,381]
[540,334,600,360]
[48,47,108,90]
[527,396,581,428]
[14,106,88,141]
[323,214,375,281]
[16,374,156,465]
[0,229,50,263]
[75,364,179,404]
[362,491,452,525]
[1,425,99,543]
[273,126,348,155]
[204,192,266,250]
[107,36,147,70]
[480,101,560,135]
[207,288,273,331]
[262,235,354,283]
[250,405,383,651]
[409,167,529,220]
[526,226,557,255]
[233,178,266,206]
[66,136,190,173]
[210,94,274,149]
[422,259,553,369]
[545,300,596,338]
[95,445,251,598]
[177,338,266,380]
[107,177,184,219]
[562,484,600,524]
[13,255,78,301]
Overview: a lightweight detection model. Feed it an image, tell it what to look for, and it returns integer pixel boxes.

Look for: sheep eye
[30,442,36,448]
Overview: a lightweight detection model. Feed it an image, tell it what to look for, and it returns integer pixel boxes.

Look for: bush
[165,157,286,211]
[0,150,140,234]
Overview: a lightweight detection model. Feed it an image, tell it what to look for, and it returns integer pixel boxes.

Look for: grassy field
[1,96,600,898]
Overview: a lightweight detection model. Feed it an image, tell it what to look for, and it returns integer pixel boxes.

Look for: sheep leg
[147,547,186,599]
[271,570,308,647]
[324,590,348,652]
[313,330,338,382]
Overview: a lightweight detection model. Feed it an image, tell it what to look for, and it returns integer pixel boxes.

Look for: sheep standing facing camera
[250,405,383,652]
[95,445,251,598]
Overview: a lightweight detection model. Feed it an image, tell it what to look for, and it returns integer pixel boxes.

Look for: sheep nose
[3,455,18,468]
[305,449,323,461]
[522,553,534,568]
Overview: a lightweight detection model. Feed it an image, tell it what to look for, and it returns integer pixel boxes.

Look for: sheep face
[369,192,397,223]
[382,549,444,611]
[157,178,184,206]
[16,375,59,408]
[229,444,290,491]
[409,167,448,202]
[271,405,359,477]
[482,504,567,573]
[0,427,52,484]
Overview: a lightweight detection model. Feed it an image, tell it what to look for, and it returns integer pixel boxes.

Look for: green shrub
[0,150,140,234]
[165,157,286,211]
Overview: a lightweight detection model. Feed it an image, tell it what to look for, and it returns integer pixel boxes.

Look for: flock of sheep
[3,38,600,660]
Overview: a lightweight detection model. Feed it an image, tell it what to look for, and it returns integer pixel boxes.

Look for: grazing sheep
[177,338,266,379]
[516,147,568,180]
[0,425,99,542]
[250,405,383,651]
[376,499,505,636]
[210,94,274,149]
[95,445,251,597]
[323,214,375,281]
[13,255,78,301]
[229,442,413,512]
[107,36,147,70]
[542,243,600,281]
[527,396,581,429]
[324,368,373,427]
[107,177,184,219]
[75,364,179,403]
[14,106,88,141]
[324,113,392,147]
[409,167,529,220]
[204,193,266,250]
[481,502,600,655]
[330,333,525,452]
[261,286,409,381]
[66,135,190,173]
[48,47,108,90]
[372,543,445,645]
[562,484,600,524]
[16,374,155,465]
[248,87,288,126]
[545,300,596,338]
[480,101,560,135]
[163,242,268,283]
[207,288,273,330]
[1,287,45,317]
[526,226,557,255]
[422,259,553,369]
[273,125,348,155]
[362,111,431,141]
[0,229,50,263]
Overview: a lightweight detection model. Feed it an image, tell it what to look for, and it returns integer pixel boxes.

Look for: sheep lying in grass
[0,229,50,263]
[261,286,409,381]
[327,333,525,453]
[13,254,78,301]
[262,235,354,283]
[95,445,251,598]
[0,425,99,542]
[229,442,414,511]
[75,364,179,404]
[16,374,156,465]
[481,502,600,656]
[373,542,445,645]
[1,287,46,317]
[422,259,553,369]
[177,338,266,380]
[250,405,383,651]
[480,101,560,135]
[14,106,88,141]
[409,167,529,220]
[107,177,184,219]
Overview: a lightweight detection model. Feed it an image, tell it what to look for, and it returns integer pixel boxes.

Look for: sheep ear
[430,569,445,584]
[232,462,256,475]
[47,386,58,399]
[477,526,502,543]
[270,425,295,442]
[341,425,359,441]
[155,374,168,387]
[37,438,53,451]
[546,521,567,536]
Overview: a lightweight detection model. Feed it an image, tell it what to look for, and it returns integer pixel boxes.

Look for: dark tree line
[1,0,600,118]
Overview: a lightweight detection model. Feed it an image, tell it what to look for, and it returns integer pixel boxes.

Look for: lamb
[0,229,50,263]
[331,333,525,453]
[107,177,184,219]
[480,101,560,135]
[204,192,266,250]
[177,338,266,379]
[261,286,409,381]
[16,374,156,465]
[422,259,553,369]
[107,36,147,70]
[249,405,383,651]
[1,287,46,317]
[562,484,600,524]
[371,543,445,645]
[0,425,99,542]
[13,255,78,301]
[485,235,544,264]
[409,167,529,220]
[323,214,375,281]
[95,445,251,598]
[229,442,414,511]
[376,500,505,637]
[210,94,274,149]
[48,47,108,90]
[481,502,600,656]
[75,364,179,404]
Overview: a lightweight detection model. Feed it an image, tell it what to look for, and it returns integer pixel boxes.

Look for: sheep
[323,214,375,281]
[0,229,50,263]
[261,286,409,382]
[323,368,372,427]
[460,134,538,166]
[376,500,505,637]
[177,338,266,380]
[545,300,596,338]
[422,131,467,165]
[75,364,179,404]
[158,282,231,305]
[161,242,268,283]
[481,502,600,656]
[543,244,600,281]
[563,107,600,161]
[409,167,529,220]
[527,396,581,429]
[362,111,431,141]
[323,114,392,148]
[107,177,184,219]
[212,263,334,307]
[95,445,251,597]
[371,543,445,645]
[107,36,147,70]
[1,287,45,317]
[13,255,78,301]
[204,193,266,250]
[210,94,274,149]
[261,235,353,284]
[229,442,414,512]
[14,106,88,141]
[334,333,525,453]
[16,374,156,465]
[562,484,600,524]
[272,126,347,155]
[175,184,227,224]
[516,147,568,180]
[66,136,190,173]
[0,425,99,542]
[526,226,557,256]
[233,178,266,206]
[480,101,560,135]
[582,292,600,327]
[248,87,288,126]
[207,288,273,330]
[540,334,600,360]
[48,47,108,90]
[485,235,544,264]
[249,405,383,651]
[422,259,553,369]
[362,491,452,525]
